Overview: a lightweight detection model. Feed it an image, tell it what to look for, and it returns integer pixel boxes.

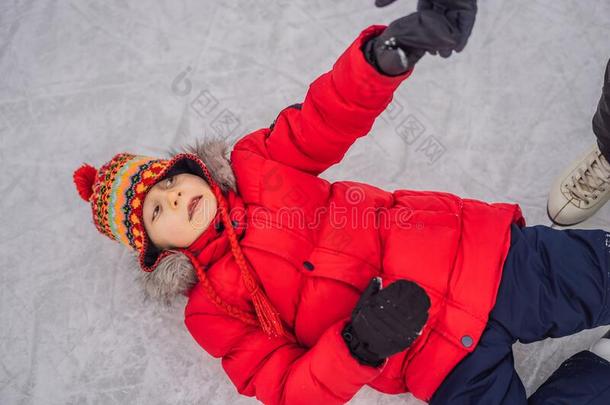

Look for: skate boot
[547,143,610,226]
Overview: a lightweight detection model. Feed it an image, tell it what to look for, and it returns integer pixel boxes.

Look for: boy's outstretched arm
[232,24,411,177]
[233,8,469,176]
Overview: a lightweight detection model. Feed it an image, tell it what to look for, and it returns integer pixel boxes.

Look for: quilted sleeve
[184,310,386,405]
[231,25,413,176]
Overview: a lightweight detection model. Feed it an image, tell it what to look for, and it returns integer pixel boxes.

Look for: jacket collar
[185,189,247,268]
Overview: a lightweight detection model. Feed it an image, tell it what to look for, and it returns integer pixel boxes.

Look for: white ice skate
[547,143,610,226]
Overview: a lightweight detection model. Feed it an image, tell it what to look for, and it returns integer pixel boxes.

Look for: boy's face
[142,173,218,250]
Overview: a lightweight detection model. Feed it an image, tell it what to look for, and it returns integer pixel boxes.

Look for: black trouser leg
[594,58,610,161]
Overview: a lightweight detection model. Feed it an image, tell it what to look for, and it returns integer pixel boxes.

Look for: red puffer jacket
[184,25,525,404]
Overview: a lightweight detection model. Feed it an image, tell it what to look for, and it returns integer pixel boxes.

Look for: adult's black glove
[342,277,431,367]
[362,10,460,76]
[374,0,477,58]
[418,0,477,56]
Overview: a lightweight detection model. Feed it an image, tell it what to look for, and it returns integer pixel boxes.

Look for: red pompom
[73,163,97,202]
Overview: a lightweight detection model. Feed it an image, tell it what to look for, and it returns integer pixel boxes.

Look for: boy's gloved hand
[341,277,431,367]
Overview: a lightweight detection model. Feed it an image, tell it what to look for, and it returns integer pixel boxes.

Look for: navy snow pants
[430,224,610,404]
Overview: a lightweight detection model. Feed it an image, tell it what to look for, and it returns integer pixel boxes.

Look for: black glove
[374,0,478,58]
[418,0,477,57]
[342,277,431,367]
[362,10,460,76]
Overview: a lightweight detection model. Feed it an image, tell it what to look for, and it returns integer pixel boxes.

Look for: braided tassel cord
[212,182,288,338]
[182,249,259,327]
[185,159,288,339]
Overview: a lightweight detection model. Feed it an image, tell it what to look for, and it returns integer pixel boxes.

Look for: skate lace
[569,152,610,203]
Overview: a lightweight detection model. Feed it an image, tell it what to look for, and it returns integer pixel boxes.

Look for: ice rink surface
[2,0,610,404]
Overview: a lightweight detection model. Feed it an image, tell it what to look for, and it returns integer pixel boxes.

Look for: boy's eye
[152,176,174,222]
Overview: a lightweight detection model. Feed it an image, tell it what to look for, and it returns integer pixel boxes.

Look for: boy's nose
[167,190,182,209]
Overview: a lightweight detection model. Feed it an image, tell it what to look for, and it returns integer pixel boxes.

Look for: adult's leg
[529,350,610,405]
[546,58,610,227]
[594,58,610,162]
[490,223,610,343]
[430,319,527,405]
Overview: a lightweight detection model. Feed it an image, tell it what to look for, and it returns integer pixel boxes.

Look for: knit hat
[73,140,287,338]
[72,152,207,272]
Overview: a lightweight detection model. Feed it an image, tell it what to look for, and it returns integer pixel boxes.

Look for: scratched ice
[2,1,610,404]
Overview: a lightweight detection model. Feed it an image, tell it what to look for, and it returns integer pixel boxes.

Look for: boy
[74,1,610,403]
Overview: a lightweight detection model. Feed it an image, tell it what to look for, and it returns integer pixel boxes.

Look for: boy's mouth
[188,195,202,221]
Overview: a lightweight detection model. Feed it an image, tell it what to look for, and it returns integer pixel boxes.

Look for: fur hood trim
[133,137,235,308]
